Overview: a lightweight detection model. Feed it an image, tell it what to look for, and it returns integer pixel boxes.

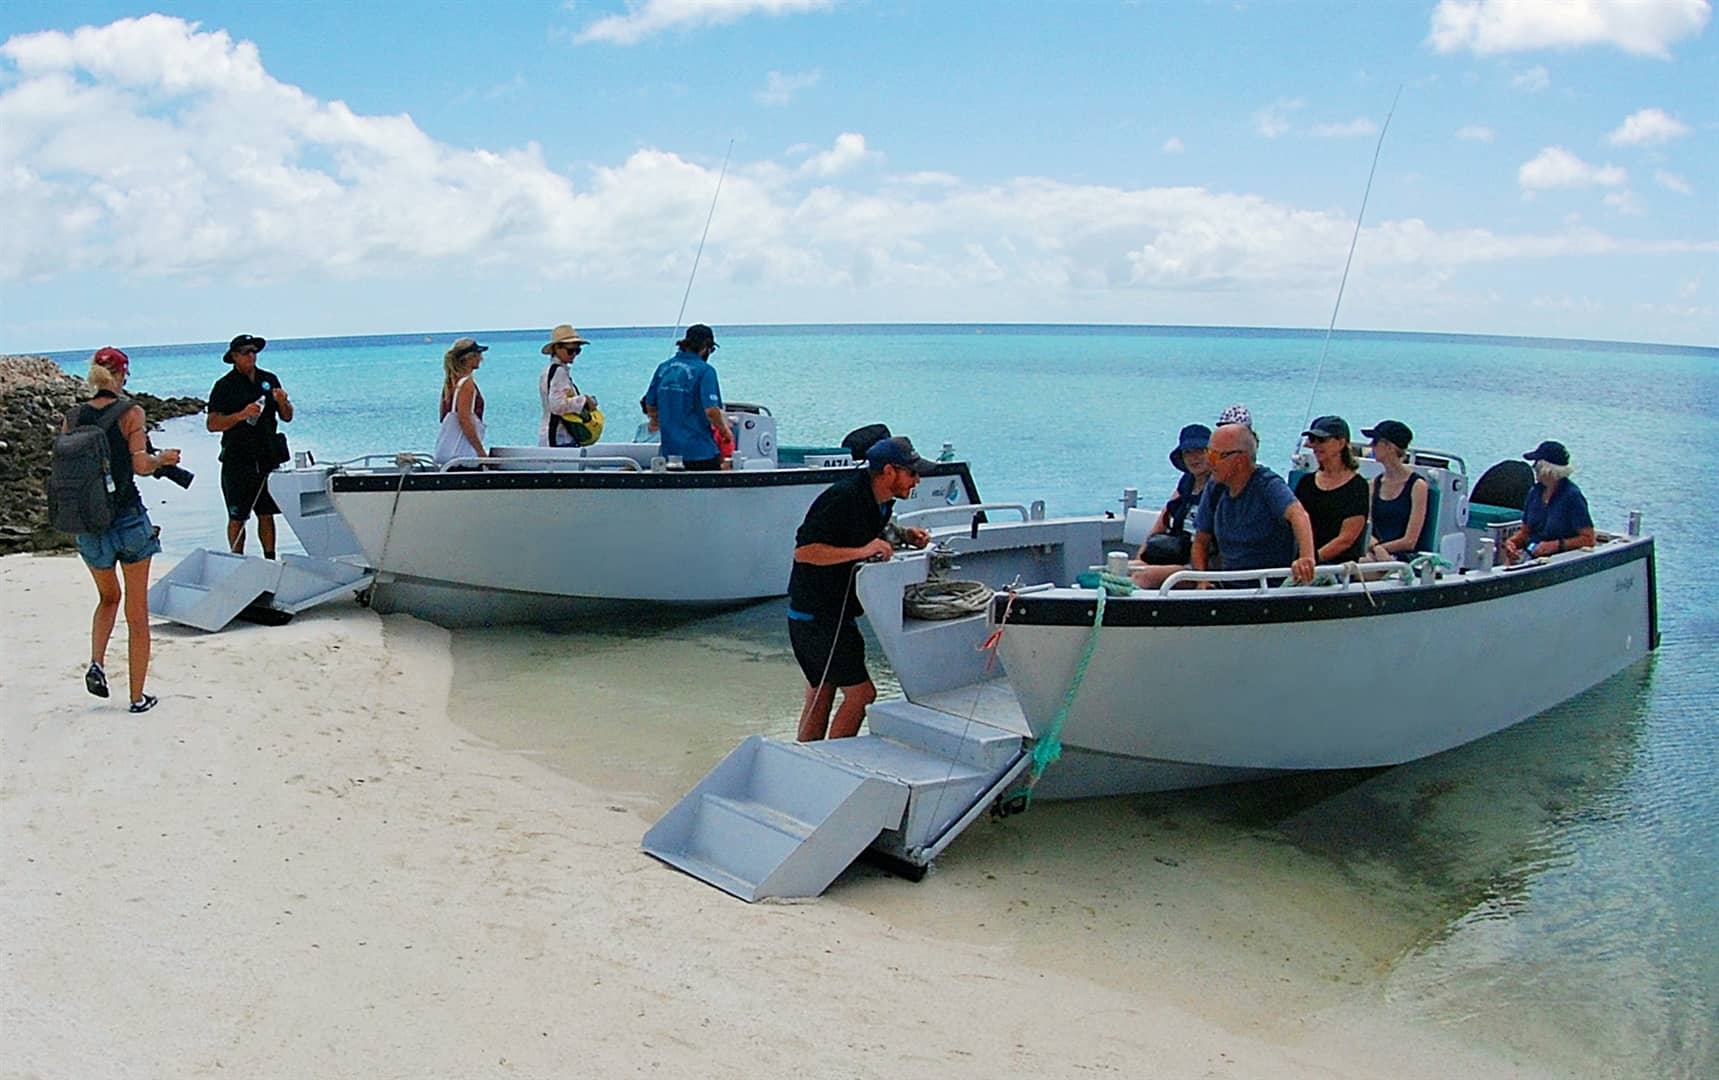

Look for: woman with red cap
[67,347,183,713]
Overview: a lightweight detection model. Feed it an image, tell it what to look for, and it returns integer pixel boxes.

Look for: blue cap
[1170,423,1211,473]
[866,436,934,475]
[1524,440,1570,467]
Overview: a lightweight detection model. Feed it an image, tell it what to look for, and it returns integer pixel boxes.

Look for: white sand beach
[2,551,1572,1079]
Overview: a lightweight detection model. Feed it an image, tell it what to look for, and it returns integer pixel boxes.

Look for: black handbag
[268,432,291,467]
[1143,531,1192,565]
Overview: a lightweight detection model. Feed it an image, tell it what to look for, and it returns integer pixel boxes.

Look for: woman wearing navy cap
[1362,419,1428,561]
[1503,440,1595,563]
[1131,423,1211,589]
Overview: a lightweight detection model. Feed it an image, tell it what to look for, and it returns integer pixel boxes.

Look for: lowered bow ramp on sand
[642,702,1026,901]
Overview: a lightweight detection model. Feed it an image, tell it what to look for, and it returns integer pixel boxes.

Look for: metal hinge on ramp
[149,549,374,632]
[642,736,911,902]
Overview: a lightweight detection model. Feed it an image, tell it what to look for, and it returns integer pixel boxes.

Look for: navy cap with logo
[1301,415,1351,442]
[223,333,267,363]
[1361,419,1414,451]
[866,436,935,476]
[1523,440,1570,467]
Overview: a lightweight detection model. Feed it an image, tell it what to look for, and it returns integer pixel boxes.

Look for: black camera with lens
[146,439,194,489]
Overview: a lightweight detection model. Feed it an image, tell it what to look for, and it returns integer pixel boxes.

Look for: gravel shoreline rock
[0,355,206,555]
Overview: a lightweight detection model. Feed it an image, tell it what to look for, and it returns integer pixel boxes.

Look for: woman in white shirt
[538,324,598,447]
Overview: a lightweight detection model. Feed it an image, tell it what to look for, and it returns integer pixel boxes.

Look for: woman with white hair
[1502,440,1595,563]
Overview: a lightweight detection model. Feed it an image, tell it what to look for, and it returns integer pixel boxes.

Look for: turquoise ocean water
[46,324,1717,1074]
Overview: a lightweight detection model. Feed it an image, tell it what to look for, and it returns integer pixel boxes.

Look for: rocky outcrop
[0,355,205,555]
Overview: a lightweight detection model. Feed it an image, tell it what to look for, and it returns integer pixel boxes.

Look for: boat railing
[895,502,1031,528]
[327,452,434,471]
[1158,561,1412,595]
[437,455,642,472]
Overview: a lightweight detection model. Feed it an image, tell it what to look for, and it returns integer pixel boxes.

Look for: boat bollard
[1475,538,1495,572]
[1420,557,1439,585]
[1120,487,1139,511]
[651,456,667,472]
[1628,510,1643,537]
[1106,551,1130,577]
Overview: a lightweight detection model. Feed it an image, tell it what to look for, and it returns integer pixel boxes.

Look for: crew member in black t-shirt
[787,436,933,741]
[206,333,294,557]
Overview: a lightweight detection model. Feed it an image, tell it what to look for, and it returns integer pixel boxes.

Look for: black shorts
[221,458,281,521]
[788,615,870,689]
[681,456,723,472]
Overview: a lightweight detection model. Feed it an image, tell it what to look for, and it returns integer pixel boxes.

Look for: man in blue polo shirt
[641,323,726,471]
[1192,422,1317,585]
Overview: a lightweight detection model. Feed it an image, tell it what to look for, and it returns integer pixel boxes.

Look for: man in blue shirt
[642,323,726,470]
[1192,422,1317,585]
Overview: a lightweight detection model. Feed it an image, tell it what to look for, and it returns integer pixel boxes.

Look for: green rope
[1004,584,1108,809]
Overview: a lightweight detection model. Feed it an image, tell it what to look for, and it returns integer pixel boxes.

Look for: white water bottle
[248,381,269,425]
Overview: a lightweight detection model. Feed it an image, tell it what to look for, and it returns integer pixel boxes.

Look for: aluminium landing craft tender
[645,448,1658,900]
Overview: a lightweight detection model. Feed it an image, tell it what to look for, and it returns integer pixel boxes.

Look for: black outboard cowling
[1471,459,1534,510]
[841,423,892,461]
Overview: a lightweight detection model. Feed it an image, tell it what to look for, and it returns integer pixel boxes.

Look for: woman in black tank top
[67,347,183,714]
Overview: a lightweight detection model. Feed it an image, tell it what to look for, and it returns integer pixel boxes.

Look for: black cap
[1361,419,1413,450]
[1301,415,1351,441]
[1523,440,1570,467]
[866,436,934,476]
[224,333,266,363]
[678,323,718,351]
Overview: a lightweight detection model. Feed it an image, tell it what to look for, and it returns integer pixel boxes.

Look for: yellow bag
[558,405,605,447]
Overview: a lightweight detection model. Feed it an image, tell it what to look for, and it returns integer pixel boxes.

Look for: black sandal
[128,694,158,714]
[85,663,109,698]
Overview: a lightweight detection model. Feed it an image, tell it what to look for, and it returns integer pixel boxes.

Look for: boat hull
[299,462,978,623]
[994,538,1656,786]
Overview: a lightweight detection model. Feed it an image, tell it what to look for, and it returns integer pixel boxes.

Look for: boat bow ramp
[642,698,1028,902]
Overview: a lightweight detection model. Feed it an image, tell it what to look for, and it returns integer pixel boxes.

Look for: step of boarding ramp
[150,549,373,632]
[642,699,1027,902]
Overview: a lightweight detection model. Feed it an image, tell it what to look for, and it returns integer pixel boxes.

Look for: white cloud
[1510,64,1550,92]
[1253,98,1303,138]
[1162,136,1184,155]
[1654,170,1693,195]
[1677,278,1701,298]
[1607,107,1691,146]
[576,0,837,45]
[1455,124,1496,142]
[755,68,820,106]
[1517,147,1627,191]
[4,15,1714,335]
[1427,0,1711,59]
[1603,191,1644,216]
[797,132,876,177]
[1307,117,1379,138]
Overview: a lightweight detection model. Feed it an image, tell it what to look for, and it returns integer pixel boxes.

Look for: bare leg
[120,558,153,703]
[227,519,247,554]
[797,683,838,742]
[1131,563,1189,590]
[87,566,121,666]
[258,515,277,559]
[827,680,877,740]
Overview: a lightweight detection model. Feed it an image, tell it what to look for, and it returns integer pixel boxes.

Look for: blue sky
[1,0,1713,350]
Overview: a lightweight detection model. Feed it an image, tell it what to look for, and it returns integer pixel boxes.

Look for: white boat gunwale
[327,459,981,497]
[982,536,1659,646]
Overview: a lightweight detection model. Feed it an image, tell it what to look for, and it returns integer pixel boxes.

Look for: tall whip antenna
[1299,86,1401,438]
[672,138,735,337]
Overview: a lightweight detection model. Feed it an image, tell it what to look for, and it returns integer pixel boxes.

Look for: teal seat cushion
[1467,502,1522,529]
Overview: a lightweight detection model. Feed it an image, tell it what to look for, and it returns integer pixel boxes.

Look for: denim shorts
[76,509,162,570]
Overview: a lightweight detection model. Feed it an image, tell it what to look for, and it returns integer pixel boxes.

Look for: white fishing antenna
[671,138,735,339]
[1298,87,1402,447]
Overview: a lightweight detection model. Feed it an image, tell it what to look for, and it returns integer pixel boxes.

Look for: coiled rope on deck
[902,578,994,620]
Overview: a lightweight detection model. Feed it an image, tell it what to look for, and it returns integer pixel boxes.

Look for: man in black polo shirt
[206,333,294,557]
[788,436,933,741]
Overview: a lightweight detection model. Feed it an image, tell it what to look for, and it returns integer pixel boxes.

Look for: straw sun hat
[542,324,591,355]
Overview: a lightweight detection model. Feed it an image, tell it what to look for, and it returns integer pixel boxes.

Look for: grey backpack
[47,398,131,534]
